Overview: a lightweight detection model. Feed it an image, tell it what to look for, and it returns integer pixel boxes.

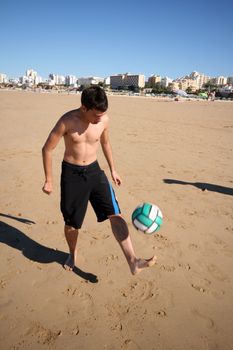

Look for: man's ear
[81,105,87,113]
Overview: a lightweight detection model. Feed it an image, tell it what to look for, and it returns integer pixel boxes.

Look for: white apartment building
[35,76,43,85]
[49,74,65,85]
[0,73,8,83]
[20,69,42,85]
[19,76,29,84]
[215,76,227,85]
[110,73,145,89]
[26,69,37,79]
[160,76,173,87]
[65,75,77,86]
[78,76,104,86]
[104,77,110,86]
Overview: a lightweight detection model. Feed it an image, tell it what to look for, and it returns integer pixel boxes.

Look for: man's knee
[65,224,79,232]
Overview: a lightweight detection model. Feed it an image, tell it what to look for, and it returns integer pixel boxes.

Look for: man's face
[85,108,106,124]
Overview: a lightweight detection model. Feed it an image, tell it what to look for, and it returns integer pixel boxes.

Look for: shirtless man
[42,86,156,275]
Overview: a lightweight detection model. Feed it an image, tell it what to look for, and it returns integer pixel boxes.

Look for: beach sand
[0,90,233,350]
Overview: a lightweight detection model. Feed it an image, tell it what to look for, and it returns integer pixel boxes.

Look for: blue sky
[1,0,233,79]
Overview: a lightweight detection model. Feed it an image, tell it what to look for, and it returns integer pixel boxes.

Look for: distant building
[104,77,110,86]
[178,78,198,91]
[26,69,37,79]
[169,81,180,90]
[227,77,233,85]
[160,76,173,87]
[110,73,145,89]
[147,75,161,87]
[110,74,125,89]
[49,74,65,85]
[35,76,43,85]
[126,74,145,88]
[65,75,77,86]
[215,76,227,85]
[0,73,8,83]
[19,76,29,84]
[19,69,42,85]
[77,76,104,86]
[188,71,210,89]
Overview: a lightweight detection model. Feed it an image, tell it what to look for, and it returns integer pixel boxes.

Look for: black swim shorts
[60,160,121,229]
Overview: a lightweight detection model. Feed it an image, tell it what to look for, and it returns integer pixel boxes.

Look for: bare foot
[130,256,157,275]
[64,254,76,271]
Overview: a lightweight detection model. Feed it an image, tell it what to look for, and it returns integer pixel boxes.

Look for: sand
[0,90,233,350]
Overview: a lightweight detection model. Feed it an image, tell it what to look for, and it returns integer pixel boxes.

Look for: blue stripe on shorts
[108,183,120,214]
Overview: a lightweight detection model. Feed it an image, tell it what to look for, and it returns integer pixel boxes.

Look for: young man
[42,86,156,275]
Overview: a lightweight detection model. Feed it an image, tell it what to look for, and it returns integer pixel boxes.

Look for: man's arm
[42,117,66,194]
[100,125,122,186]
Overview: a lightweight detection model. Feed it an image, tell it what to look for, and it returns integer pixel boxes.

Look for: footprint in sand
[155,233,173,249]
[206,264,229,282]
[121,280,158,302]
[191,284,206,293]
[106,301,130,319]
[76,292,94,312]
[188,243,199,250]
[64,285,78,297]
[65,290,94,318]
[155,309,167,318]
[98,254,119,265]
[191,309,216,330]
[121,339,141,350]
[210,289,225,300]
[25,322,62,345]
[160,264,176,272]
[203,236,233,258]
[110,322,123,332]
[178,262,191,271]
[91,233,110,240]
[191,277,211,293]
[189,274,225,299]
[211,235,227,248]
[127,132,138,137]
[71,325,80,335]
[0,279,6,289]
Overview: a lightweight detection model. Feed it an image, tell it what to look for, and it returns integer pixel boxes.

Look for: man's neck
[77,108,90,126]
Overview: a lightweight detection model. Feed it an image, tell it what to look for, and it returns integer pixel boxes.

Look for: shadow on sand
[0,219,98,283]
[163,179,233,196]
[0,213,36,225]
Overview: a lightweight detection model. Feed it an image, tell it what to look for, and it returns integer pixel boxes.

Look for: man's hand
[111,170,122,186]
[42,181,53,195]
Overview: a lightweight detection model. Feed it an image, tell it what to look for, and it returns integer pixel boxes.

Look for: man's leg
[64,225,79,271]
[109,215,157,275]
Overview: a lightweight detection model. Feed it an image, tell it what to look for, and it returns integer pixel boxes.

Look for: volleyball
[132,202,163,234]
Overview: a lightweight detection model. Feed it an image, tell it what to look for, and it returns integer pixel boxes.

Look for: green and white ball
[132,202,163,234]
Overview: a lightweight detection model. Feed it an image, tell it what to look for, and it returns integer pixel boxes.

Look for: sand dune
[0,90,233,349]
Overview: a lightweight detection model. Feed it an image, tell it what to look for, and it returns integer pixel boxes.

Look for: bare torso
[63,109,108,165]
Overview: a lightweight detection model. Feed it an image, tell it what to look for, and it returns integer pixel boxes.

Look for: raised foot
[131,256,157,275]
[64,254,76,271]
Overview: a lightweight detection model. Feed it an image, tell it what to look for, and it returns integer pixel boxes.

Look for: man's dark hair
[81,86,108,112]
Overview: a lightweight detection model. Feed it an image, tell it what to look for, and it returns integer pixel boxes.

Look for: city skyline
[2,68,232,94]
[1,0,233,79]
[1,66,233,82]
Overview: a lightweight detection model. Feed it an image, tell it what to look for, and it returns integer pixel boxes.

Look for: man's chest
[66,124,104,145]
